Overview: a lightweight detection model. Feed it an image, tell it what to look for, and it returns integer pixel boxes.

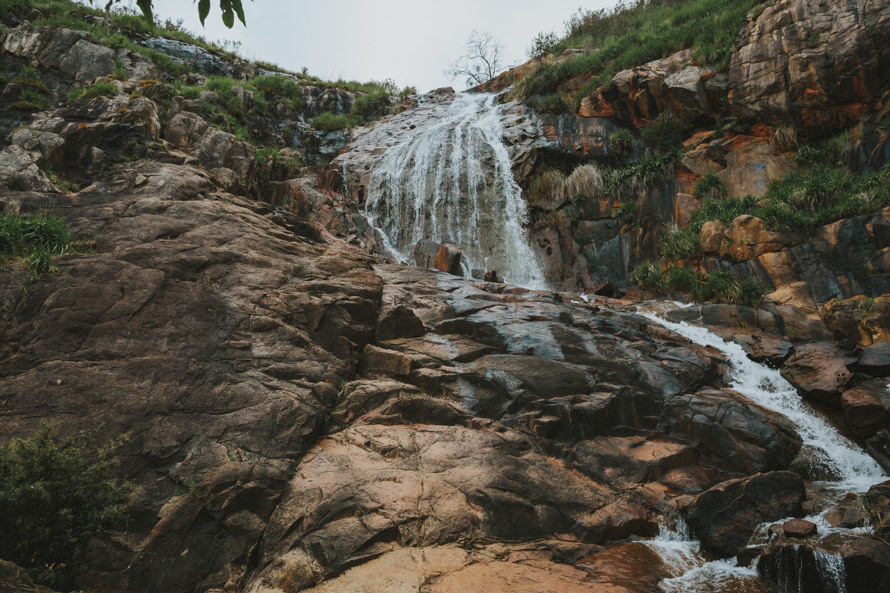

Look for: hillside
[1,0,890,592]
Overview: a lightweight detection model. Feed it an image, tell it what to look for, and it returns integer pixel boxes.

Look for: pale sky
[101,1,615,92]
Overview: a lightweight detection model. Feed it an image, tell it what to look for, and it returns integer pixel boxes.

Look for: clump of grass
[67,80,118,103]
[11,87,47,110]
[12,64,49,92]
[613,200,639,228]
[660,220,701,260]
[311,112,350,131]
[631,260,766,306]
[640,111,682,150]
[531,93,570,114]
[255,146,280,166]
[605,147,683,195]
[527,169,567,204]
[565,164,604,203]
[1,212,72,277]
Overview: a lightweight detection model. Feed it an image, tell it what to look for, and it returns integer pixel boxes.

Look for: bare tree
[445,31,505,88]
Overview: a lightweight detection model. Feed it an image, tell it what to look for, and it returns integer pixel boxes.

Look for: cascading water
[362,92,547,289]
[638,307,886,593]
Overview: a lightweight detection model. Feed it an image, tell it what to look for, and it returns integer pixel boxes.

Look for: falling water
[641,310,885,491]
[363,93,547,288]
[638,308,886,593]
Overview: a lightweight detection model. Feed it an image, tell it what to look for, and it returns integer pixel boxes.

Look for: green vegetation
[12,64,49,92]
[1,212,72,277]
[631,260,766,305]
[613,200,639,227]
[528,169,567,204]
[311,112,350,131]
[517,0,764,101]
[660,221,700,260]
[640,111,682,150]
[0,425,132,588]
[255,146,279,166]
[605,147,684,195]
[693,170,727,200]
[12,87,47,110]
[609,128,635,157]
[531,93,570,114]
[67,79,118,103]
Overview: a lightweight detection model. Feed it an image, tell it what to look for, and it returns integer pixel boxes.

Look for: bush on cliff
[631,261,766,306]
[0,425,132,588]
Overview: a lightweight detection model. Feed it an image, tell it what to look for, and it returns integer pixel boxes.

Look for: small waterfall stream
[640,307,887,592]
[362,92,546,288]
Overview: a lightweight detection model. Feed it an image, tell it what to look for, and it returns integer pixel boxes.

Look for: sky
[102,0,615,93]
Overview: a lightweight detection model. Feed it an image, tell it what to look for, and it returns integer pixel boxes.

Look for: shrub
[693,171,726,200]
[640,111,682,150]
[311,112,349,131]
[565,164,603,203]
[255,146,279,166]
[613,200,639,227]
[631,260,663,288]
[660,221,701,260]
[609,128,634,157]
[1,212,71,277]
[0,425,132,588]
[664,265,698,292]
[527,169,566,204]
[533,93,570,114]
[13,87,46,109]
[67,80,118,103]
[772,125,798,152]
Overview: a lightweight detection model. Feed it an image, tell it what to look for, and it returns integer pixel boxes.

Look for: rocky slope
[1,2,890,593]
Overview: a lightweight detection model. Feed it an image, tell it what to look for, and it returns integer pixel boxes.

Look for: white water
[641,310,885,492]
[639,308,885,592]
[363,93,547,288]
[646,524,761,593]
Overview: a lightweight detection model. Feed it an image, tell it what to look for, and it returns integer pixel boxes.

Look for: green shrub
[640,111,682,150]
[255,146,279,166]
[664,265,698,292]
[534,93,570,114]
[693,269,735,301]
[13,87,46,109]
[605,147,683,196]
[67,80,118,103]
[609,128,634,157]
[613,200,639,227]
[693,171,726,200]
[660,221,701,260]
[1,212,71,277]
[311,112,350,131]
[631,260,664,289]
[0,425,132,588]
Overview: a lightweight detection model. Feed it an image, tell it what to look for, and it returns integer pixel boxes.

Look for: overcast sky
[106,1,615,92]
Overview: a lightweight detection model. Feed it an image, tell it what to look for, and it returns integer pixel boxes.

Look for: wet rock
[841,386,890,438]
[659,389,802,479]
[685,471,806,557]
[484,269,502,283]
[414,239,441,268]
[856,341,890,377]
[783,519,818,538]
[434,243,462,276]
[781,343,854,405]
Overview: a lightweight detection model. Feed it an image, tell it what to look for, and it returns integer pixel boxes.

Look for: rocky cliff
[2,1,890,592]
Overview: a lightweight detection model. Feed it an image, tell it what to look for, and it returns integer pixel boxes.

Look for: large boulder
[781,343,854,404]
[685,471,806,557]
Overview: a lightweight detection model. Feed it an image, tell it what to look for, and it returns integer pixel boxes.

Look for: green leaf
[198,0,211,25]
[232,0,246,25]
[221,8,235,28]
[136,0,153,23]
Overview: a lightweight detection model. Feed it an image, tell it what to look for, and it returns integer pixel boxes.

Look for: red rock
[782,519,817,538]
[780,343,854,405]
[434,243,462,276]
[841,387,889,437]
[700,220,727,254]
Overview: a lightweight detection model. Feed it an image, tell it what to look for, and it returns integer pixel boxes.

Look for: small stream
[640,306,886,592]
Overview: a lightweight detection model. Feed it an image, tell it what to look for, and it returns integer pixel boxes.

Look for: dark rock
[842,386,890,438]
[0,559,58,593]
[685,471,806,557]
[483,269,502,283]
[375,305,425,341]
[857,341,890,377]
[413,239,441,268]
[781,343,854,405]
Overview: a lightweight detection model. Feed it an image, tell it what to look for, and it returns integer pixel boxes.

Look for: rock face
[730,0,890,134]
[685,471,806,557]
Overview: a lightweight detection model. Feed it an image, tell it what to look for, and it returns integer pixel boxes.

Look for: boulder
[782,519,818,538]
[163,112,210,148]
[857,341,890,377]
[700,220,727,254]
[375,306,425,341]
[781,343,854,405]
[685,471,805,557]
[434,243,462,276]
[720,214,797,262]
[841,386,890,438]
[823,295,890,347]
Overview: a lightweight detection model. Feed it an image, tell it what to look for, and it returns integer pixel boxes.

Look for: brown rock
[730,0,890,134]
[719,138,797,199]
[700,220,727,254]
[720,214,797,262]
[842,387,890,438]
[685,471,806,557]
[163,111,209,147]
[781,343,854,405]
[782,519,817,538]
[434,243,462,275]
[375,306,425,341]
[362,344,413,376]
[823,295,890,347]
[857,341,890,377]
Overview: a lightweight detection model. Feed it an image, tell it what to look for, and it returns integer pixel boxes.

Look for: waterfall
[637,308,886,593]
[640,311,885,491]
[363,93,546,289]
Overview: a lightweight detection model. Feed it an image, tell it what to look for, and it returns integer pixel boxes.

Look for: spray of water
[363,93,547,289]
